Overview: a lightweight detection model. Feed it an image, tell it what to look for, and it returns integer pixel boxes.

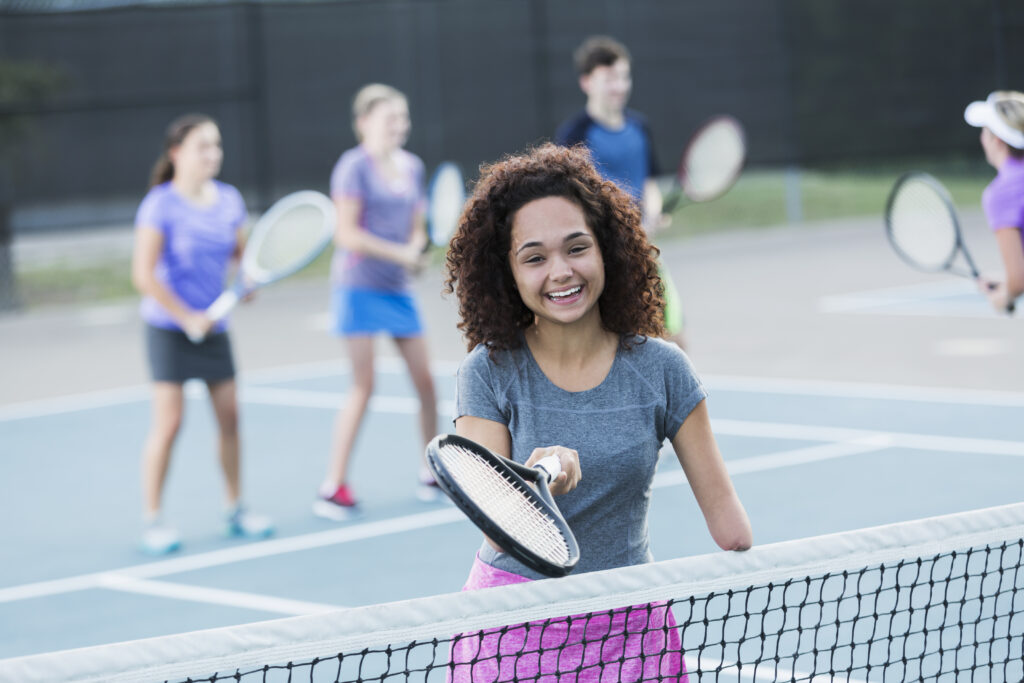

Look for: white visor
[964,93,1024,149]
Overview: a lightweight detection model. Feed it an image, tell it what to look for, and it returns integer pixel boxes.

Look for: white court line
[241,387,1024,456]
[0,428,993,608]
[683,655,867,683]
[653,437,892,489]
[252,380,1024,419]
[0,508,464,605]
[240,386,457,417]
[0,359,460,423]
[817,279,997,319]
[7,358,1024,422]
[0,439,863,607]
[0,385,149,422]
[242,357,461,385]
[96,574,338,616]
[703,373,1024,408]
[818,280,971,313]
[236,386,1024,459]
[712,418,1024,457]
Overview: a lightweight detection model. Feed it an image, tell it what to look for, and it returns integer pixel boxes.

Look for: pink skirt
[448,554,688,683]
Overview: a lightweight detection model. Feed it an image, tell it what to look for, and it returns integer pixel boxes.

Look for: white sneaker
[141,522,181,555]
[226,507,274,539]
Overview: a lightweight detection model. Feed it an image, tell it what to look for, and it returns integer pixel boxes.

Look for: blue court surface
[2,356,1023,661]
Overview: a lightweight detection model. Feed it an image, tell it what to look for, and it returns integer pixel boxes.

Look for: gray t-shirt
[455,336,707,578]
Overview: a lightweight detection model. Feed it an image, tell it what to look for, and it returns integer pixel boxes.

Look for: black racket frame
[425,433,580,577]
[885,171,1014,314]
[884,171,980,278]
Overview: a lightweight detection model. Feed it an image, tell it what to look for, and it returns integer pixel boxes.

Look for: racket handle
[187,290,241,344]
[206,289,241,323]
[661,190,681,214]
[533,454,562,481]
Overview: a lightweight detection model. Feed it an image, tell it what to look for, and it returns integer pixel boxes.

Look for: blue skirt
[332,286,424,337]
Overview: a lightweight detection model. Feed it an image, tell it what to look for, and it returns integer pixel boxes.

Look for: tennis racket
[188,190,335,343]
[884,171,1013,313]
[425,434,580,577]
[426,162,466,250]
[661,115,747,213]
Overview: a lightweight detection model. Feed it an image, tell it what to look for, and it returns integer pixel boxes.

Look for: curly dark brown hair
[443,143,665,354]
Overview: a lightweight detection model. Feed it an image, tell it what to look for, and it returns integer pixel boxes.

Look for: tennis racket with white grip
[188,190,335,343]
[425,434,580,577]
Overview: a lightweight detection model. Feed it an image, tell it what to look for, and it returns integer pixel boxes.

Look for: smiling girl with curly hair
[445,142,664,353]
[443,143,751,683]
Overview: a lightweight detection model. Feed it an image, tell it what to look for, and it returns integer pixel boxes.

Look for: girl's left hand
[977,277,1013,314]
[525,446,581,496]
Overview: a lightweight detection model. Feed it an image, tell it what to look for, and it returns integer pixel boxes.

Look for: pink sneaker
[313,483,359,521]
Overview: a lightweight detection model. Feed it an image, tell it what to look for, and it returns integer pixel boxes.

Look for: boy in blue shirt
[555,36,684,347]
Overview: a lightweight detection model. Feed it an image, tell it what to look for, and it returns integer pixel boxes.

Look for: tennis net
[2,502,1022,683]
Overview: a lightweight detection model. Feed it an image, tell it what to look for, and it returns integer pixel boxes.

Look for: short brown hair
[443,143,664,355]
[573,36,631,76]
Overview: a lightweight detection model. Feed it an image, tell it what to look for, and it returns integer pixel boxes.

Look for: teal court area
[2,358,1023,665]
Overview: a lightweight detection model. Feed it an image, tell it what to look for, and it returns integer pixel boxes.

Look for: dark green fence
[1,0,1020,231]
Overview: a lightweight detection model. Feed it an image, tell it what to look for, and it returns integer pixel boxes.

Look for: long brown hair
[444,143,665,356]
[148,113,216,188]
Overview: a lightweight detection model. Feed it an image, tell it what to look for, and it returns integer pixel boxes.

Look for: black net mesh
[3,504,1022,683]
[168,539,1022,683]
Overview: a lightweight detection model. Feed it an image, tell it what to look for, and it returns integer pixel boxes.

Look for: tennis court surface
[1,218,1023,681]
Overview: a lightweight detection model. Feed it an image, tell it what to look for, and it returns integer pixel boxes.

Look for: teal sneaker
[141,522,181,555]
[226,507,274,539]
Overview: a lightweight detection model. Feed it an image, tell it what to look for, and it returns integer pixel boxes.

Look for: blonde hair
[351,83,406,140]
[992,91,1024,157]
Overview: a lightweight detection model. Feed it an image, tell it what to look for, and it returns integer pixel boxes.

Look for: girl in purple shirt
[964,91,1024,313]
[314,85,439,520]
[132,114,272,555]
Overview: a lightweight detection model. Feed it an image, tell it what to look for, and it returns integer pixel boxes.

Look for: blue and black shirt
[554,109,660,204]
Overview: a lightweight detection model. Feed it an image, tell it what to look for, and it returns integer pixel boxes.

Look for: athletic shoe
[225,507,274,539]
[313,483,359,521]
[416,470,445,503]
[141,522,181,555]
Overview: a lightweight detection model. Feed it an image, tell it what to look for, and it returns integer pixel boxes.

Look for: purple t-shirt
[134,181,246,331]
[982,157,1024,236]
[329,145,425,293]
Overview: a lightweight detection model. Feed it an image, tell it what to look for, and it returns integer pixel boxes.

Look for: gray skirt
[145,323,235,384]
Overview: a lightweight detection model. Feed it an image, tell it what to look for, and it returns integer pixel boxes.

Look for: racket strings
[682,120,745,201]
[251,204,331,274]
[438,444,570,566]
[888,180,959,270]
